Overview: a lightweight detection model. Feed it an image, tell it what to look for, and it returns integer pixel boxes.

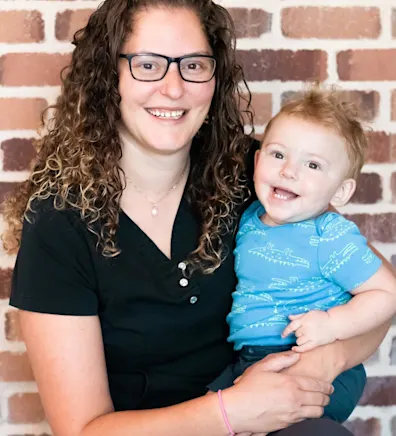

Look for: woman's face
[118,7,216,155]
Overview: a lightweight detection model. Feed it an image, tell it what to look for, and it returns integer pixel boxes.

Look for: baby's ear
[330,178,356,207]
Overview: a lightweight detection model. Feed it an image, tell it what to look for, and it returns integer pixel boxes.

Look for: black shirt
[10,138,258,411]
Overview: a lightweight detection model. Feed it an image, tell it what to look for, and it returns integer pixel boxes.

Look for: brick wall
[0,0,395,435]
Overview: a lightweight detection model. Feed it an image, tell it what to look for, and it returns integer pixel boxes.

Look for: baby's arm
[282,213,396,353]
[282,265,396,352]
[327,264,396,339]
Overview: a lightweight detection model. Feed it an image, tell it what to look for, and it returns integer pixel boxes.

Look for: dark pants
[270,418,354,435]
[208,345,366,424]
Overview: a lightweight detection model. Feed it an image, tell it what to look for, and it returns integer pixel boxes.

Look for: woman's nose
[159,65,184,99]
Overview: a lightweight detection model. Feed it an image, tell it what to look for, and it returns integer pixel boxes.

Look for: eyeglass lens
[130,55,215,82]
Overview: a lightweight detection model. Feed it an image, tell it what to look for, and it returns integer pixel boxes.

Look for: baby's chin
[264,208,330,225]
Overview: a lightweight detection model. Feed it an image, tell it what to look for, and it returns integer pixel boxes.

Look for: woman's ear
[330,178,356,207]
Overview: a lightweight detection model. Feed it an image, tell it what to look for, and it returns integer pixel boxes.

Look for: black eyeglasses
[119,52,216,83]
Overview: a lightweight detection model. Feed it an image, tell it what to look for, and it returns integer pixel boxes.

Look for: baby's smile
[271,186,299,201]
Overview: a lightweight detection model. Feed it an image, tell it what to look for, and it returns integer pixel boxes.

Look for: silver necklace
[125,161,189,217]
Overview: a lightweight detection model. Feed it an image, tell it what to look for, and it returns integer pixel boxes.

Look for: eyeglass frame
[119,52,217,83]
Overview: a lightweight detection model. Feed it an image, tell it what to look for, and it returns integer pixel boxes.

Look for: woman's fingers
[234,375,242,384]
[298,405,325,420]
[299,391,330,407]
[226,370,332,434]
[295,376,334,395]
[255,351,300,373]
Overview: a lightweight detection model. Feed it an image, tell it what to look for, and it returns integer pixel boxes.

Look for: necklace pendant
[151,205,158,217]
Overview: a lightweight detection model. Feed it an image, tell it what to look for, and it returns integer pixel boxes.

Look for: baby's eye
[273,152,284,159]
[308,162,321,170]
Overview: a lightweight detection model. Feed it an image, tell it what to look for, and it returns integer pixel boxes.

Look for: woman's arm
[20,310,332,436]
[281,320,390,383]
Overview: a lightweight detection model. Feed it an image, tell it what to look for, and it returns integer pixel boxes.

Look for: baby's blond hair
[262,86,368,180]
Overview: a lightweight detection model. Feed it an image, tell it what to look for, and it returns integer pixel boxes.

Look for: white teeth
[274,193,288,200]
[147,109,185,119]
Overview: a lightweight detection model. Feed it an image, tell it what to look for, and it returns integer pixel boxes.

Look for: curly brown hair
[2,0,253,275]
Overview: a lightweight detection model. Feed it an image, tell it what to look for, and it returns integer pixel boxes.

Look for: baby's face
[254,115,353,226]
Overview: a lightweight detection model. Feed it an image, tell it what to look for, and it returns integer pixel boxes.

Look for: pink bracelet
[217,389,235,436]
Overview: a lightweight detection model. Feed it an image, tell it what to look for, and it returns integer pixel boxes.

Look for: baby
[208,87,396,423]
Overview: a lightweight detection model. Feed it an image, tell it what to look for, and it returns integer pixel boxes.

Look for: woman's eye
[308,162,320,170]
[273,152,284,159]
[184,62,201,70]
[137,62,157,70]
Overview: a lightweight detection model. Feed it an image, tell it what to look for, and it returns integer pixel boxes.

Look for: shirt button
[190,296,198,304]
[178,262,187,271]
[179,278,189,287]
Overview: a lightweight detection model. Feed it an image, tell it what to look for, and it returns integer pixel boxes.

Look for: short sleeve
[10,202,99,315]
[317,213,382,291]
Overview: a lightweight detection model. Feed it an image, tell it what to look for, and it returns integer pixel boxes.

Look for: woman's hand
[222,351,333,435]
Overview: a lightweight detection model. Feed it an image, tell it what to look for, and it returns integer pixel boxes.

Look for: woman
[3,0,389,435]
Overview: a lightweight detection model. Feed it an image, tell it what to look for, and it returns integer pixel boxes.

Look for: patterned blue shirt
[227,200,382,350]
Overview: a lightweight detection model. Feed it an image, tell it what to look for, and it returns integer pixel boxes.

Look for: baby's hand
[281,310,336,352]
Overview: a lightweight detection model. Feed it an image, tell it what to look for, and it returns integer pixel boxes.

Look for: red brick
[0,53,71,86]
[0,11,44,43]
[8,393,45,423]
[5,311,23,342]
[228,8,272,39]
[241,93,272,126]
[282,7,380,39]
[237,50,327,82]
[391,173,396,203]
[0,352,34,382]
[350,173,382,204]
[345,213,396,243]
[392,9,396,38]
[0,269,12,299]
[0,183,20,209]
[1,138,36,171]
[391,136,396,162]
[0,98,47,130]
[392,90,396,120]
[359,376,396,406]
[366,131,396,163]
[282,90,379,121]
[341,90,379,121]
[338,50,396,81]
[344,418,381,436]
[55,9,94,41]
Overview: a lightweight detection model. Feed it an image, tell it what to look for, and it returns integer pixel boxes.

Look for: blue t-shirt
[227,201,382,350]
